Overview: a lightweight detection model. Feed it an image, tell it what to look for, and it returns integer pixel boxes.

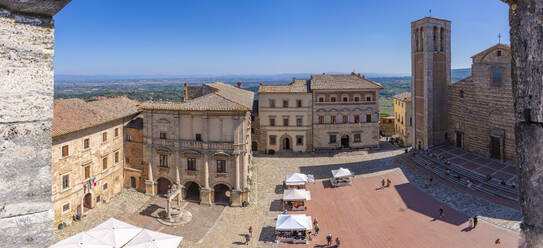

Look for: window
[354,97,360,102]
[217,160,226,173]
[103,183,108,190]
[283,100,289,108]
[114,128,119,137]
[96,195,100,203]
[115,151,119,163]
[497,50,502,57]
[460,90,464,98]
[269,99,276,108]
[296,118,303,127]
[62,174,69,190]
[84,165,90,180]
[331,97,336,102]
[195,133,202,141]
[318,97,324,102]
[160,132,167,139]
[269,135,277,145]
[126,157,130,163]
[187,158,196,171]
[103,157,108,170]
[331,116,336,124]
[62,145,69,157]
[492,68,503,87]
[366,96,372,101]
[296,136,304,145]
[102,132,107,142]
[354,115,360,123]
[366,114,372,123]
[318,116,324,124]
[126,135,131,141]
[62,203,70,213]
[343,97,348,102]
[269,118,275,126]
[354,134,361,143]
[283,118,289,127]
[343,115,348,123]
[410,117,412,126]
[159,154,168,167]
[329,135,337,144]
[84,138,90,149]
[251,128,255,134]
[297,100,302,108]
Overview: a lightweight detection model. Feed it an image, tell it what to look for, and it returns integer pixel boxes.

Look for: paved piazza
[54,142,522,247]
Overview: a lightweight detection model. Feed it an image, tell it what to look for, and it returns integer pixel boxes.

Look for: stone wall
[0,7,56,247]
[124,117,146,191]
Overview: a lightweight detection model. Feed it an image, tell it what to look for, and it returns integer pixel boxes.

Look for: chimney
[237,82,242,88]
[183,82,188,102]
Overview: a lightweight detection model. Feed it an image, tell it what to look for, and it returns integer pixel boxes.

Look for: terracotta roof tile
[393,92,412,101]
[310,73,384,90]
[258,79,310,93]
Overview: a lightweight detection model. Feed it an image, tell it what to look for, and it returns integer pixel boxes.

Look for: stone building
[379,116,394,137]
[411,17,451,150]
[257,73,383,153]
[123,116,146,192]
[311,73,383,150]
[51,97,139,228]
[393,92,412,147]
[447,44,515,162]
[141,82,254,207]
[258,79,313,153]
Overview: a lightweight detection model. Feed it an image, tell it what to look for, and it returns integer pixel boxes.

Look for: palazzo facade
[140,82,254,206]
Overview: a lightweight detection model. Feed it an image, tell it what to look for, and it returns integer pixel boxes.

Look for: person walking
[473,216,478,228]
[248,226,253,237]
[313,217,318,226]
[244,233,250,245]
[381,178,385,188]
[326,233,333,246]
[386,178,391,188]
[468,217,473,228]
[314,224,320,236]
[336,237,341,247]
[439,206,444,218]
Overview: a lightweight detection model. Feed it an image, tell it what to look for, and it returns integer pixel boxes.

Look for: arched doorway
[130,176,136,189]
[184,181,201,202]
[341,135,349,148]
[157,178,172,195]
[83,193,92,211]
[213,184,231,205]
[281,135,292,151]
[251,141,258,151]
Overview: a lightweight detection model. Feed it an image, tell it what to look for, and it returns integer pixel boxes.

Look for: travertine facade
[258,79,313,153]
[141,82,253,207]
[447,44,515,163]
[258,73,383,153]
[0,2,70,246]
[411,17,451,150]
[51,98,139,228]
[393,92,412,147]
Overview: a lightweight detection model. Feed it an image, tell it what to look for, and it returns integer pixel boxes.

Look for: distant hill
[451,68,472,83]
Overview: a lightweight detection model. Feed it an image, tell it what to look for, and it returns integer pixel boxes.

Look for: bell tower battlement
[411,17,451,150]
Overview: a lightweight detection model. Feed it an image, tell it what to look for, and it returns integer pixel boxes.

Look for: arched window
[440,27,444,52]
[415,28,419,52]
[420,27,424,51]
[433,26,438,52]
[492,68,503,87]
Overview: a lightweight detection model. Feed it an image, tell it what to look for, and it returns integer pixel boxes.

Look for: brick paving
[281,173,519,248]
[54,142,522,247]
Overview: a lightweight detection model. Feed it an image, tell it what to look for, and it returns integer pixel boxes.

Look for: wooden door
[490,136,501,160]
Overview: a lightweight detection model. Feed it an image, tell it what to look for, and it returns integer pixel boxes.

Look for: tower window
[460,90,464,98]
[492,68,503,87]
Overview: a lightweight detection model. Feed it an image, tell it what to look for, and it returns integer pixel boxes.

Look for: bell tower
[411,17,451,150]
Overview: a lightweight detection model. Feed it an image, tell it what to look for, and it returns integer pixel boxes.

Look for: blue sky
[54,0,510,75]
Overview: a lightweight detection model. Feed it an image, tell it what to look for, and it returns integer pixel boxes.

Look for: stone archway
[341,135,350,148]
[157,177,172,195]
[252,141,258,151]
[280,134,292,151]
[83,193,92,211]
[213,184,231,205]
[184,181,201,202]
[130,176,136,189]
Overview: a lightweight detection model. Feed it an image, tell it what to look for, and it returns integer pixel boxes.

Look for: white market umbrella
[331,168,353,178]
[275,214,312,231]
[285,173,308,185]
[50,232,112,248]
[87,218,143,248]
[123,229,183,248]
[282,189,311,201]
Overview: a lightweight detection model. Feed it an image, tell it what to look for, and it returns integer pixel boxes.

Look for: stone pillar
[200,153,212,205]
[145,162,155,195]
[231,153,243,207]
[242,152,248,190]
[0,2,71,247]
[234,154,241,190]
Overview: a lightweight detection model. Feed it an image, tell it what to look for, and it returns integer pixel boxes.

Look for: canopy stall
[49,232,112,248]
[282,189,311,211]
[275,214,313,244]
[86,218,143,248]
[284,173,308,189]
[123,229,183,248]
[330,167,354,187]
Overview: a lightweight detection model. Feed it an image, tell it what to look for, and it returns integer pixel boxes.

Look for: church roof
[141,82,254,112]
[309,73,384,90]
[471,44,510,60]
[53,97,140,137]
[393,92,412,102]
